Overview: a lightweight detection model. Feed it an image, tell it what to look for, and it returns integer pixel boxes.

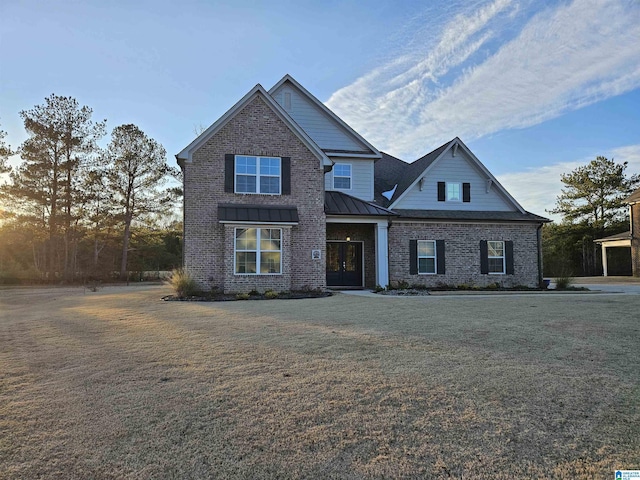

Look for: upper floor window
[446,182,461,201]
[235,155,281,195]
[438,182,470,202]
[487,240,505,274]
[333,163,352,190]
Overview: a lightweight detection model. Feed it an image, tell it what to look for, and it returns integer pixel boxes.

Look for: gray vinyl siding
[395,149,515,211]
[324,158,375,201]
[271,86,364,151]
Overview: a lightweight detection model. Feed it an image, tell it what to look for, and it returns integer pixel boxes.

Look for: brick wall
[389,221,541,288]
[183,94,326,293]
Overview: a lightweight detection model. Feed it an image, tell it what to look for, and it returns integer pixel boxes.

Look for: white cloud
[497,144,640,220]
[326,0,640,160]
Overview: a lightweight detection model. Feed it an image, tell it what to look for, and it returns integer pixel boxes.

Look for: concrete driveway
[571,276,640,294]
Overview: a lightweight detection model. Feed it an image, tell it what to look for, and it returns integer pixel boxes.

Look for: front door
[326,242,363,287]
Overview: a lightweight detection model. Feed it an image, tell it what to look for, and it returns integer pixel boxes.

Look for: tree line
[543,156,639,277]
[0,94,181,284]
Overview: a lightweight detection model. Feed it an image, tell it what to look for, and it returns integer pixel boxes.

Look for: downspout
[536,222,544,288]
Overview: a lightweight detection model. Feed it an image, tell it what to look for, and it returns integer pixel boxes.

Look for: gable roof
[268,75,381,159]
[176,84,331,169]
[375,138,526,214]
[625,187,640,204]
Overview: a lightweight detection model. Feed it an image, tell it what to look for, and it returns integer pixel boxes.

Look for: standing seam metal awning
[218,204,299,223]
[325,191,397,216]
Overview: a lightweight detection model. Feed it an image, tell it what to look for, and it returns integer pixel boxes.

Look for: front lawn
[1,286,638,478]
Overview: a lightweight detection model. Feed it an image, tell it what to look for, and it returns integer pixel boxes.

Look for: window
[417,240,436,274]
[333,164,352,189]
[235,156,281,194]
[438,182,470,202]
[446,182,461,201]
[235,228,282,274]
[487,241,505,274]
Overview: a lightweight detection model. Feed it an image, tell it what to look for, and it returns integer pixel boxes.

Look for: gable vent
[284,91,292,111]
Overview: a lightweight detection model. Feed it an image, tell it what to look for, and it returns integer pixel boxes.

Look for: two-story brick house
[177,75,548,293]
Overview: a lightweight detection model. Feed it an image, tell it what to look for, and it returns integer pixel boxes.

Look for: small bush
[265,290,278,299]
[248,289,260,296]
[373,284,385,293]
[236,293,250,300]
[169,269,198,298]
[395,280,410,290]
[555,274,574,290]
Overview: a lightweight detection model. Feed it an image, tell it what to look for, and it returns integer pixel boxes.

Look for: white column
[375,222,389,287]
[601,243,608,277]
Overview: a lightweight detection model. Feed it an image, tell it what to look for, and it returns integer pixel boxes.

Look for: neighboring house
[595,187,640,276]
[176,75,549,293]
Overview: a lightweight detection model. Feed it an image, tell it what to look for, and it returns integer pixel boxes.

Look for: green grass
[1,285,638,478]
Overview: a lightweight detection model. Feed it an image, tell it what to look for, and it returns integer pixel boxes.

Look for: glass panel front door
[326,242,363,287]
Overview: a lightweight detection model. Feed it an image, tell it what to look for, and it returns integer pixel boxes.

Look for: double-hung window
[487,241,505,274]
[417,240,437,274]
[235,156,281,194]
[333,164,352,190]
[235,228,282,274]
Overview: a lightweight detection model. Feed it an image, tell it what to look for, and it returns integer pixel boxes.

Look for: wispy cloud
[326,0,640,160]
[497,144,640,220]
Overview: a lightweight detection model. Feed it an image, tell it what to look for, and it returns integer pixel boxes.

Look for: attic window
[446,182,461,201]
[284,92,292,111]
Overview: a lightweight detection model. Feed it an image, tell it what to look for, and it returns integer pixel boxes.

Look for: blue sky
[1,0,639,220]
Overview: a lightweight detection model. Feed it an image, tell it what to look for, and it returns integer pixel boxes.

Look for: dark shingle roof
[374,140,454,206]
[325,191,397,216]
[625,187,640,204]
[393,209,550,223]
[374,152,409,206]
[218,204,299,223]
[594,231,632,243]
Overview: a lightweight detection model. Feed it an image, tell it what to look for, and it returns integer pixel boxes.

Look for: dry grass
[1,285,639,479]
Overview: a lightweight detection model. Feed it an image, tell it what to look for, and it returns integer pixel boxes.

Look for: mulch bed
[162,291,332,301]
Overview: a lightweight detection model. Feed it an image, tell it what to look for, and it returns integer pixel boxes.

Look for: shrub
[373,284,385,293]
[169,268,198,298]
[555,274,574,290]
[265,290,278,299]
[236,293,250,300]
[395,280,410,290]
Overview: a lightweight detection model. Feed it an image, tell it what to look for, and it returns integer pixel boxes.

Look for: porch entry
[326,241,363,287]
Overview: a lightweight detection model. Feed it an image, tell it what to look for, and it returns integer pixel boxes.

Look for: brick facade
[183,94,326,293]
[388,221,541,288]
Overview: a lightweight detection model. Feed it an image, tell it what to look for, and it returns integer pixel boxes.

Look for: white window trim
[234,227,283,275]
[234,155,282,195]
[333,163,352,190]
[446,182,462,202]
[417,240,437,275]
[487,240,506,275]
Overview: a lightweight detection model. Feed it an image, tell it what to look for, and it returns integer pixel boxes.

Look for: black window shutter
[463,182,471,202]
[436,240,445,274]
[505,240,514,274]
[224,154,234,193]
[409,240,418,275]
[281,157,291,195]
[480,240,489,274]
[437,182,445,201]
